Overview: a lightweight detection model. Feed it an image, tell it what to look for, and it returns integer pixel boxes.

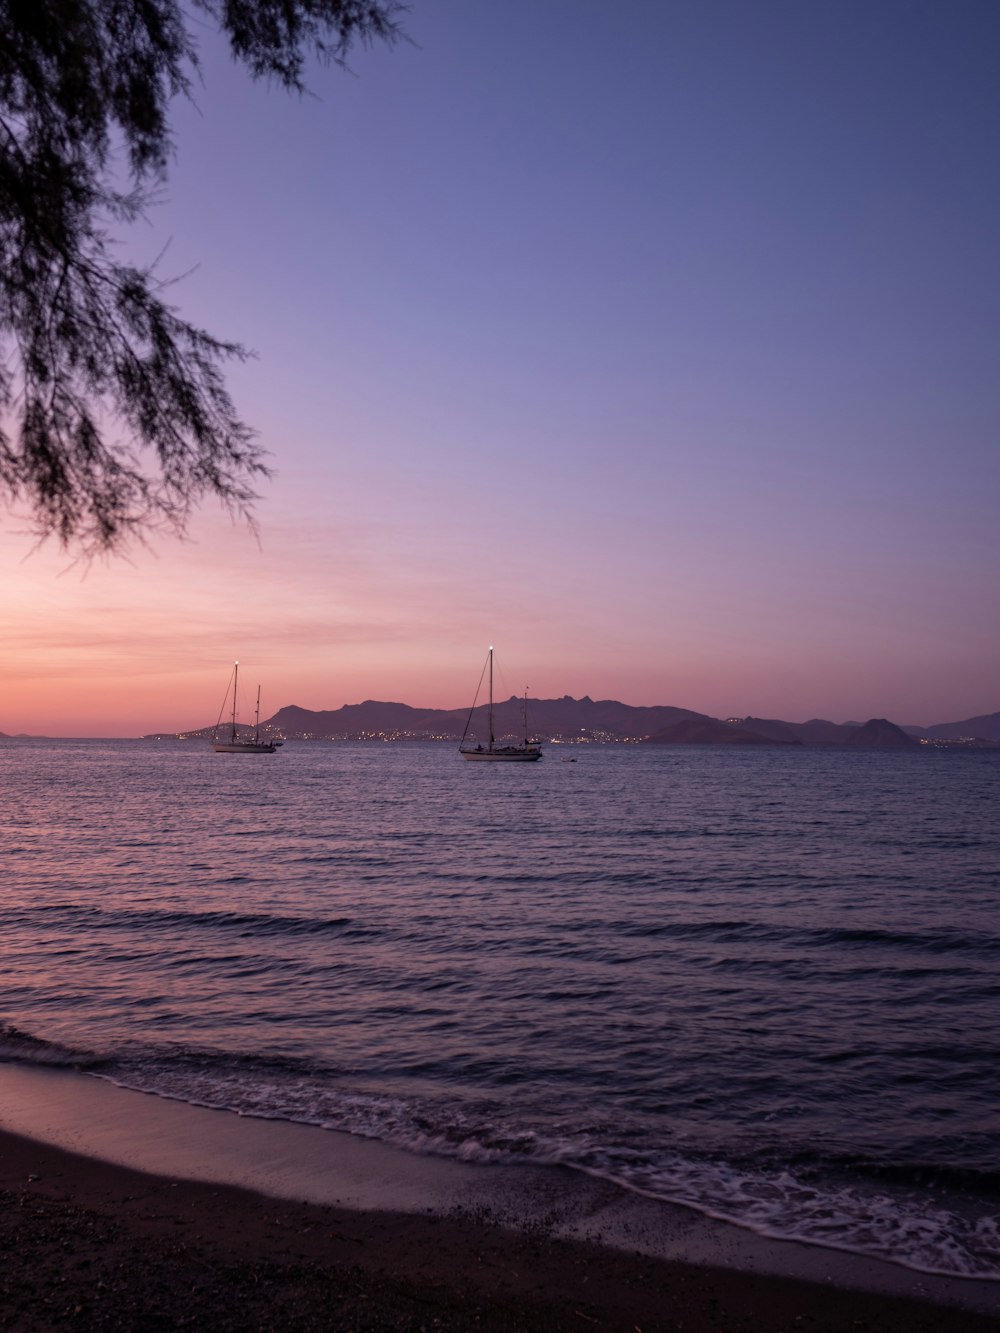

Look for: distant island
[144,699,1000,748]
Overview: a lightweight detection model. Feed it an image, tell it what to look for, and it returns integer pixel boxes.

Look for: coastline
[2,1064,998,1330]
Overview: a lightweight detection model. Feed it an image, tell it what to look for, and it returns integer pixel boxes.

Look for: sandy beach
[2,1066,998,1332]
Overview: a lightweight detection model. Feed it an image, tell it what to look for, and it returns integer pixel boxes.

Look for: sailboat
[459,647,542,761]
[212,662,280,754]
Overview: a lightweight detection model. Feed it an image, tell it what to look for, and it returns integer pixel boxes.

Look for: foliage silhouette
[0,0,401,554]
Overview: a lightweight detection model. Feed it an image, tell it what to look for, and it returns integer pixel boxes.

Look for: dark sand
[3,1127,999,1333]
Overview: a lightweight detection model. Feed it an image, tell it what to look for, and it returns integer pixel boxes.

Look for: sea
[1,738,998,1283]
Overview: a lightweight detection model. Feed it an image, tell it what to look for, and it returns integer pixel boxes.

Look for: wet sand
[2,1066,998,1331]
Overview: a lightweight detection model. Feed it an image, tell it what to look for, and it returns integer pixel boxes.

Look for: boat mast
[254,685,261,744]
[488,646,494,753]
[231,661,239,742]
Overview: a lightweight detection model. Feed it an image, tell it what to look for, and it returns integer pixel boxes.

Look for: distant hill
[271,701,443,738]
[923,711,1000,742]
[845,718,919,748]
[734,716,803,745]
[146,697,1000,747]
[645,717,790,746]
[794,718,860,744]
[264,696,709,742]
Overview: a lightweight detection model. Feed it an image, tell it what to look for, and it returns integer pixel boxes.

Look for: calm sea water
[2,739,998,1279]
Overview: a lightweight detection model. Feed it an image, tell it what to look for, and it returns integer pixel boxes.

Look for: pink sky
[2,3,998,737]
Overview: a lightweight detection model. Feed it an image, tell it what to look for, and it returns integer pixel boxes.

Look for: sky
[2,0,999,736]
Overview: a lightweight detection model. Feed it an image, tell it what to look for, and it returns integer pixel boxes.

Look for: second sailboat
[212,662,279,754]
[459,647,542,761]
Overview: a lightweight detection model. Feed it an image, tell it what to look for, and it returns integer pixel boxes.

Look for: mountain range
[151,699,1000,747]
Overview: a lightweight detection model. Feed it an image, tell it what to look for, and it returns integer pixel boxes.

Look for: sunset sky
[2,0,998,737]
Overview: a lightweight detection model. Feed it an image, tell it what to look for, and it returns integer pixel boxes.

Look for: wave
[613,916,1000,957]
[3,1023,997,1281]
[0,1023,101,1069]
[572,1149,1000,1282]
[7,903,377,941]
[9,903,997,968]
[77,1045,1000,1284]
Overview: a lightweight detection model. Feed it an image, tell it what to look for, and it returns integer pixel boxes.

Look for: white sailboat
[459,647,542,761]
[212,662,280,754]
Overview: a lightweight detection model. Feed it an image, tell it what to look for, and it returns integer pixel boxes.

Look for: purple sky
[3,0,998,736]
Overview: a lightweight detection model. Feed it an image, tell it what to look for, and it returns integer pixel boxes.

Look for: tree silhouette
[0,0,401,554]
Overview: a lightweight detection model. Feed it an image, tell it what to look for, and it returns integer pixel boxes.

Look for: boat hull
[460,747,542,762]
[212,741,277,754]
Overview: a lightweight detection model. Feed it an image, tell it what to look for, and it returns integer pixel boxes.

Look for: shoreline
[2,1064,998,1330]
